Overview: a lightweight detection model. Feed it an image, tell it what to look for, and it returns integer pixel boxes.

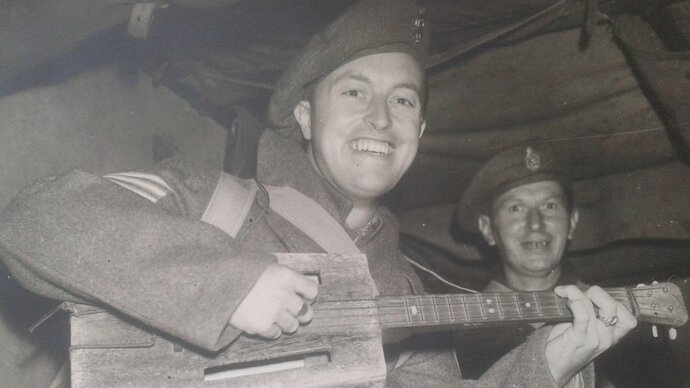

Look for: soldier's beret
[456,144,571,233]
[268,0,430,128]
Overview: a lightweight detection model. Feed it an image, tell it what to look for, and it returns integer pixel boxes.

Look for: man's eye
[344,90,361,97]
[545,202,558,210]
[509,205,522,213]
[394,98,414,107]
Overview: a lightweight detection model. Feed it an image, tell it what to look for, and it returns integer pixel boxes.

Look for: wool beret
[267,0,430,128]
[456,144,572,233]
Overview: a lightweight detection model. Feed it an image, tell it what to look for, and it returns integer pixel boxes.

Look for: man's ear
[477,214,496,246]
[294,101,312,140]
[419,120,426,139]
[567,209,579,240]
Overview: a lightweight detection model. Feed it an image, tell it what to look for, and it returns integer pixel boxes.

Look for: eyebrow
[496,194,565,208]
[332,72,422,96]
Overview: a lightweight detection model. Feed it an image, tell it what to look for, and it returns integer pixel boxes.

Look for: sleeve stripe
[105,177,160,203]
[103,172,171,200]
[110,172,174,192]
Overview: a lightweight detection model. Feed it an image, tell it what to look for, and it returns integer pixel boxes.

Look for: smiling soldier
[0,1,634,387]
[454,145,604,382]
[461,146,581,293]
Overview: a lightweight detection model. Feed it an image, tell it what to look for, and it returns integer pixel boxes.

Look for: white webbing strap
[201,172,256,238]
[201,172,359,254]
[265,185,360,255]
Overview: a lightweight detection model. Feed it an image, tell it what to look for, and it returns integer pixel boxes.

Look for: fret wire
[477,295,485,320]
[532,292,542,315]
[416,295,423,321]
[447,295,454,321]
[451,294,464,321]
[495,293,504,319]
[502,293,516,318]
[462,294,469,321]
[555,293,564,316]
[625,288,637,316]
[462,295,470,318]
[404,296,411,323]
[432,295,439,321]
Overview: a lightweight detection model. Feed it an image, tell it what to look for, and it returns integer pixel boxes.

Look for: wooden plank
[71,253,386,387]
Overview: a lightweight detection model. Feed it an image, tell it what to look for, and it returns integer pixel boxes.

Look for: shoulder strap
[201,172,256,238]
[201,173,360,254]
[265,185,360,255]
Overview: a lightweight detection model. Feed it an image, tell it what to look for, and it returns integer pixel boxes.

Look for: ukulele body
[70,253,387,387]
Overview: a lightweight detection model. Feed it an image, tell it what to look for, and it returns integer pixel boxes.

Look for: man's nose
[527,208,544,231]
[365,98,391,131]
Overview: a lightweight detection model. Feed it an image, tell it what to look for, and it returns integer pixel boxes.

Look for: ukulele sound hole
[203,351,331,382]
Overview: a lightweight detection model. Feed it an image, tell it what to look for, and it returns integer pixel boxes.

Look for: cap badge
[525,147,541,171]
[414,0,426,43]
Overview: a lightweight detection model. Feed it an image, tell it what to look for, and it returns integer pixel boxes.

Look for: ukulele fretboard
[375,289,635,329]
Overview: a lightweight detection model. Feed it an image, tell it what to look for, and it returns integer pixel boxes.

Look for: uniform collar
[487,260,580,292]
[256,129,356,228]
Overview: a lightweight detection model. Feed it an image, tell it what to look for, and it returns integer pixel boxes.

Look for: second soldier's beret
[267,0,430,128]
[456,144,572,233]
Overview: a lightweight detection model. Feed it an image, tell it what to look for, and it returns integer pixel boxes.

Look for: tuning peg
[652,324,658,338]
[669,328,678,340]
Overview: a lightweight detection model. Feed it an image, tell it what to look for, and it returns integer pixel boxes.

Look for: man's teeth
[523,241,549,248]
[351,139,392,155]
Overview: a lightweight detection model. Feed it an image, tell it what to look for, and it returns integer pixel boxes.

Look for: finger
[554,284,587,300]
[556,285,592,335]
[587,286,637,338]
[276,311,299,334]
[614,304,637,331]
[585,286,634,343]
[293,273,319,301]
[568,298,593,335]
[295,303,314,324]
[585,286,618,324]
[257,324,282,340]
[286,295,307,317]
[588,285,637,331]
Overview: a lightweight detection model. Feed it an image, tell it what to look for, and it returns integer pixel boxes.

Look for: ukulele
[69,253,688,387]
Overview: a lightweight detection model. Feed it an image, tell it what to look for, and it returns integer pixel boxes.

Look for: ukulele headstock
[631,282,688,327]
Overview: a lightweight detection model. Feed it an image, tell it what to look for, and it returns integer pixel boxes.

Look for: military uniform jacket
[0,130,577,387]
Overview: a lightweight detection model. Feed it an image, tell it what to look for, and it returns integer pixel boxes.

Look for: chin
[349,188,388,202]
[349,180,396,199]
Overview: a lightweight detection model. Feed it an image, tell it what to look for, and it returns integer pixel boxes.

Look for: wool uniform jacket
[0,130,581,387]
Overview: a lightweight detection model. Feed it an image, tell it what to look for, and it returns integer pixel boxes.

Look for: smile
[351,138,393,156]
[521,241,550,249]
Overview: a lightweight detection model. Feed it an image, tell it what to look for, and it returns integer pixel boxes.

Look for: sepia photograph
[1,1,689,387]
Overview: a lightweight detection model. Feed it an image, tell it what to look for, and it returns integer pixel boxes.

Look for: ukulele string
[310,290,634,312]
[307,290,637,324]
[297,287,669,329]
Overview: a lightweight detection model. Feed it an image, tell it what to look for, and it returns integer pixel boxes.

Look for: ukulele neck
[374,289,635,330]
